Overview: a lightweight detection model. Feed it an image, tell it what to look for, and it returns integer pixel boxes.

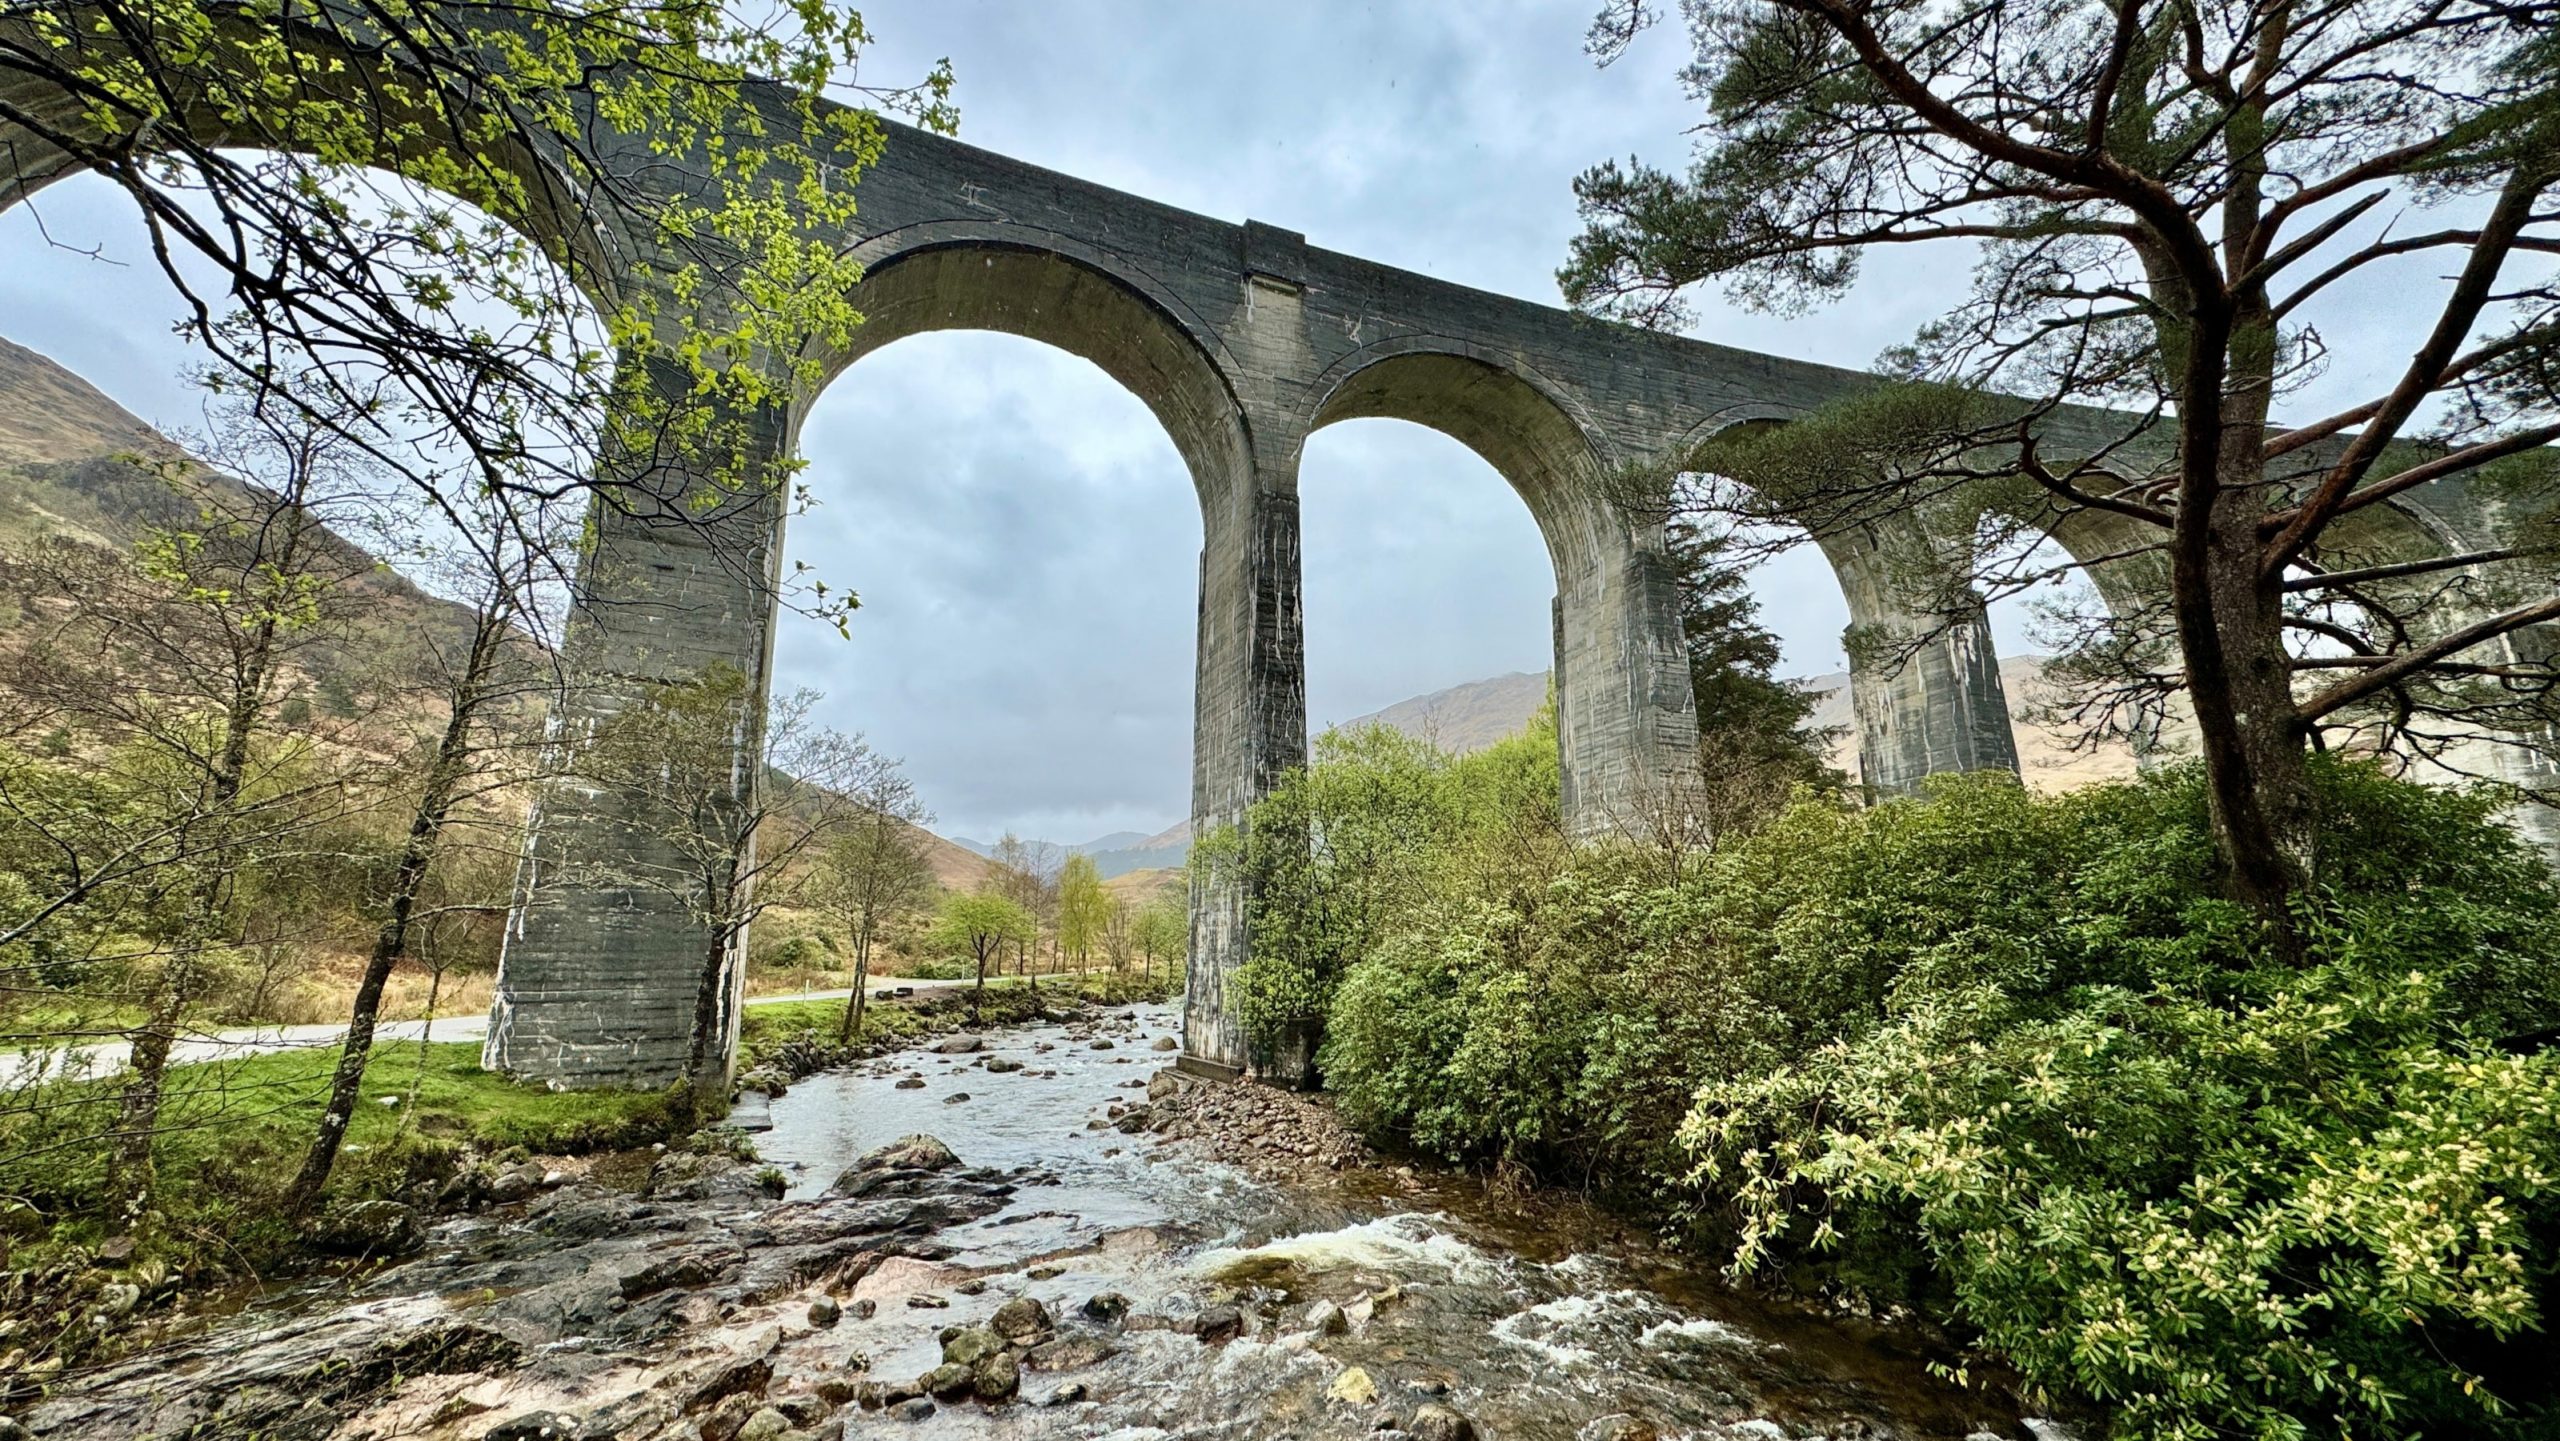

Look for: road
[1,978,976,1083]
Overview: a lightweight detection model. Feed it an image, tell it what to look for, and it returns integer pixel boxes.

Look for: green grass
[0,1035,687,1269]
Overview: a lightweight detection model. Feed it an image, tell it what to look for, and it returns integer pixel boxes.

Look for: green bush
[1315,758,2560,1437]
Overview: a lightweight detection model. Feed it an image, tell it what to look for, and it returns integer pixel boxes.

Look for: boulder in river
[990,1295,1051,1342]
[826,1134,962,1198]
[1025,1332,1117,1371]
[941,1326,1006,1367]
[972,1351,1021,1401]
[1080,1292,1130,1323]
[1410,1404,1477,1441]
[919,1361,975,1398]
[933,1036,984,1054]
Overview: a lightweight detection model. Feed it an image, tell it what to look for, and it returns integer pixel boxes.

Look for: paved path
[3,978,975,1083]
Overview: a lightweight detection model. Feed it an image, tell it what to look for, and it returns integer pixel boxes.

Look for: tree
[989,833,1059,991]
[568,673,870,1100]
[1056,853,1109,975]
[0,0,954,632]
[0,394,379,1228]
[283,480,560,1214]
[1131,898,1187,990]
[1567,0,2560,926]
[810,752,936,1044]
[926,891,1035,1023]
[1670,521,1844,830]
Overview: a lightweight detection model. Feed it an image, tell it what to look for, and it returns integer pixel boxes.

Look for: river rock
[696,1394,763,1441]
[490,1162,547,1205]
[1304,1299,1349,1336]
[1178,1304,1242,1343]
[826,1134,961,1198]
[1328,1366,1379,1405]
[890,1397,936,1421]
[990,1296,1051,1342]
[933,1036,984,1054]
[944,1092,972,1105]
[1409,1404,1476,1441]
[734,1407,794,1441]
[1586,1421,1657,1441]
[893,1077,925,1089]
[1041,1382,1088,1405]
[972,1351,1021,1401]
[985,1057,1023,1073]
[1024,1332,1117,1371]
[941,1326,1006,1367]
[1089,1039,1115,1050]
[1080,1291,1130,1323]
[480,1413,576,1441]
[920,1362,975,1399]
[806,1296,841,1328]
[1152,1036,1177,1050]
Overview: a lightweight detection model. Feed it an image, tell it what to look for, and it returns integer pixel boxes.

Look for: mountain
[946,827,1189,881]
[1333,671,1551,755]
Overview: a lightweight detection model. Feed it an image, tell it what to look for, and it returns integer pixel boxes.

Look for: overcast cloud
[0,1,2496,842]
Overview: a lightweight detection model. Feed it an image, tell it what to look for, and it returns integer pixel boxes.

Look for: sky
[0,1,2501,844]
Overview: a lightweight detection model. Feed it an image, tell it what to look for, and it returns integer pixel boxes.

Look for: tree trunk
[686,927,734,1107]
[971,945,988,1023]
[837,922,870,1045]
[285,614,497,1215]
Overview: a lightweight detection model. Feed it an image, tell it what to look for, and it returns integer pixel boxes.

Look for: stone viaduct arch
[5,43,2548,1088]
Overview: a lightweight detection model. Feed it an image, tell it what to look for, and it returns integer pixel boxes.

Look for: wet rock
[1329,1366,1379,1405]
[807,1296,841,1328]
[307,1200,427,1257]
[940,1326,1006,1367]
[933,1036,984,1054]
[944,1092,972,1105]
[1041,1382,1088,1405]
[771,1395,829,1426]
[971,1351,1021,1401]
[1586,1421,1658,1441]
[1026,1265,1065,1280]
[481,1413,576,1441]
[489,1161,547,1204]
[1410,1404,1476,1441]
[956,1278,989,1296]
[697,1394,763,1441]
[1178,1304,1243,1343]
[619,1248,735,1300]
[1147,1071,1181,1101]
[990,1295,1051,1342]
[1305,1299,1349,1336]
[985,1057,1024,1073]
[893,1077,925,1090]
[1024,1332,1117,1371]
[734,1407,795,1441]
[920,1362,975,1398]
[852,1299,878,1319]
[683,1356,774,1413]
[1080,1292,1130,1323]
[1345,1296,1377,1329]
[906,1294,950,1309]
[827,1134,961,1198]
[1152,1036,1178,1051]
[1089,1039,1115,1050]
[890,1397,936,1421]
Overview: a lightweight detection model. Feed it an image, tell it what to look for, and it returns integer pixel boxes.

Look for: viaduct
[3,40,2549,1088]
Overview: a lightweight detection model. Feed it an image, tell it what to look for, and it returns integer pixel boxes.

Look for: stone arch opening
[776,326,1202,851]
[799,240,1251,503]
[1302,346,1694,835]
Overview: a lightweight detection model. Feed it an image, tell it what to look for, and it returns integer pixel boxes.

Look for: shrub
[1315,756,2560,1437]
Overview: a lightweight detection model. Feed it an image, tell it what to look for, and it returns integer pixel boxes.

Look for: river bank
[16,1002,2051,1440]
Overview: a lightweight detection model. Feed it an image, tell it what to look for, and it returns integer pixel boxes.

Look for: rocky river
[22,1001,2054,1441]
